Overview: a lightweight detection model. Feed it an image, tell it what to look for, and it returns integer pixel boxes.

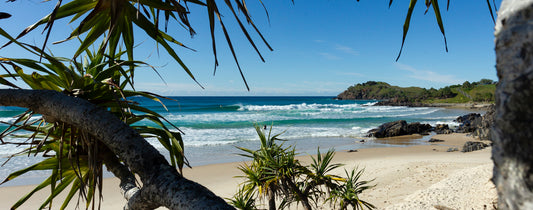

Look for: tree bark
[493,1,533,209]
[268,189,276,210]
[284,178,312,210]
[0,89,233,209]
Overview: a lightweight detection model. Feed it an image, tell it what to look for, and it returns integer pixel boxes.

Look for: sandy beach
[0,133,496,209]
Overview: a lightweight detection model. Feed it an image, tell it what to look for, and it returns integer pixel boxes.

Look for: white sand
[0,133,496,209]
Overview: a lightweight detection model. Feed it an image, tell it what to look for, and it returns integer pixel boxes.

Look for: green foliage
[230,125,374,210]
[229,186,258,210]
[328,168,375,210]
[0,37,187,209]
[0,0,277,208]
[470,84,496,102]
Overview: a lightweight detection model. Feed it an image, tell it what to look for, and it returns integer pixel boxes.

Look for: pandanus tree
[232,125,374,210]
[0,39,230,208]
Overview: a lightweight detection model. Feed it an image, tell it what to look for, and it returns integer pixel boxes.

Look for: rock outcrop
[452,107,495,141]
[473,105,495,140]
[454,113,482,133]
[435,124,453,134]
[461,141,489,153]
[366,108,496,140]
[367,120,432,138]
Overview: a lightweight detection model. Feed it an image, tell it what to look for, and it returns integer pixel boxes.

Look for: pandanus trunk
[493,0,533,209]
[268,189,276,210]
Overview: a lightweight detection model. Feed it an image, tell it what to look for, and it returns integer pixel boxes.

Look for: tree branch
[0,89,233,209]
[98,145,153,209]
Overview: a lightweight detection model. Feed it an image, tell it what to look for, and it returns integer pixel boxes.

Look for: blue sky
[1,0,500,96]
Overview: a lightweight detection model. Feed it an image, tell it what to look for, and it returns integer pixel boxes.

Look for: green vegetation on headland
[336,79,496,105]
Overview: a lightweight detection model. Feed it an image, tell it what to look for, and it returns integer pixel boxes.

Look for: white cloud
[395,63,462,85]
[335,44,359,56]
[314,41,359,60]
[318,52,341,60]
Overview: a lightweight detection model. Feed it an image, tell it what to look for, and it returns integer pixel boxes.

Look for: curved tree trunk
[493,1,533,209]
[0,89,233,209]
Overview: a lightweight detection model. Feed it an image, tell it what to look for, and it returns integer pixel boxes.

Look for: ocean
[0,96,479,186]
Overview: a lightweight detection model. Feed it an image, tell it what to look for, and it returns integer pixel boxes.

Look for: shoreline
[424,102,493,110]
[0,133,496,209]
[373,101,494,111]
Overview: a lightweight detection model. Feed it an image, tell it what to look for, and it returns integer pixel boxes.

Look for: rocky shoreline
[366,105,495,152]
[374,100,493,110]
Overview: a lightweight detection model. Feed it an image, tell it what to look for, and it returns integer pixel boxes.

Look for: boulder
[461,141,489,152]
[473,105,495,141]
[367,120,407,138]
[406,122,432,135]
[367,120,432,138]
[455,113,482,133]
[455,113,481,123]
[453,106,495,141]
[435,124,453,134]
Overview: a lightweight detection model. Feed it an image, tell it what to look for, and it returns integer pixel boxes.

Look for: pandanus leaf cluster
[0,33,187,209]
[392,0,498,61]
[3,0,275,90]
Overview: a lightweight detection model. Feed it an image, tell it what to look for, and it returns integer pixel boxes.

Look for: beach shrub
[230,125,374,210]
[229,186,258,210]
[328,168,375,210]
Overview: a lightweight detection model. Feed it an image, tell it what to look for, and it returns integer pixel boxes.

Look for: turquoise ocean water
[0,96,478,186]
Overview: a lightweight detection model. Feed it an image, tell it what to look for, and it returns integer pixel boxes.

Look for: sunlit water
[0,96,479,186]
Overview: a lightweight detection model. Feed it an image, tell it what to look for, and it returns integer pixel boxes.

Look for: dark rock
[455,113,482,133]
[367,120,432,138]
[455,113,481,123]
[473,105,495,141]
[348,149,358,153]
[406,122,432,135]
[367,120,407,138]
[435,124,453,134]
[461,141,489,152]
[452,106,495,141]
[446,147,459,152]
[428,138,444,143]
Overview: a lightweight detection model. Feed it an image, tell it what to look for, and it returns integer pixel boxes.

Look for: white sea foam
[427,121,461,127]
[238,103,364,112]
[163,124,378,148]
[164,112,287,123]
[351,126,372,135]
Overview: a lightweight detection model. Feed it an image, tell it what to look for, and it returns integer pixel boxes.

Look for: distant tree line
[336,79,496,103]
